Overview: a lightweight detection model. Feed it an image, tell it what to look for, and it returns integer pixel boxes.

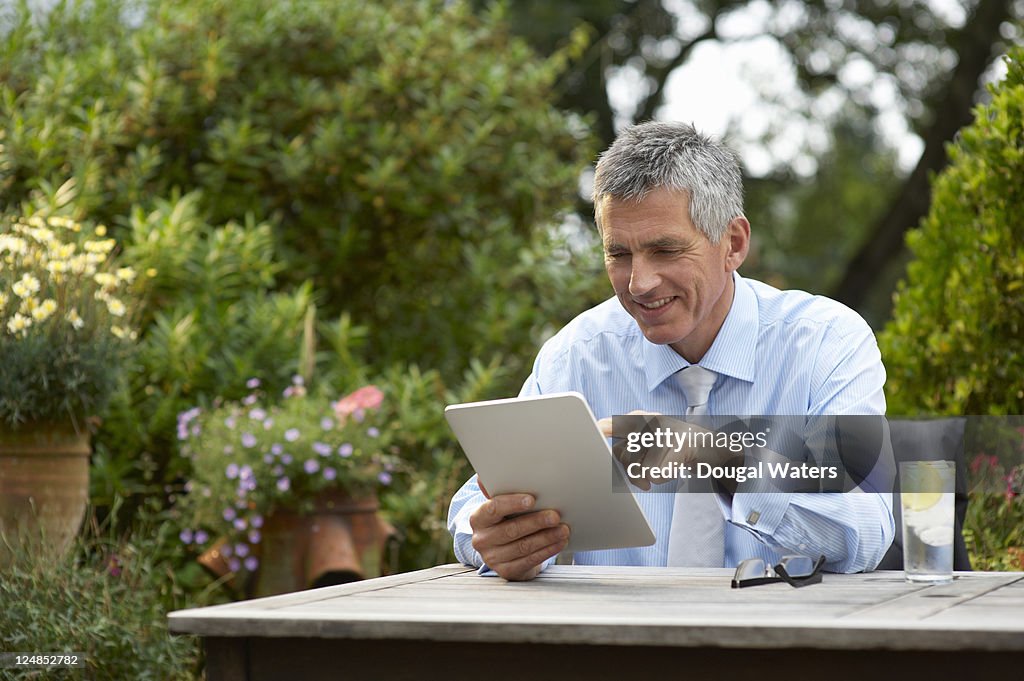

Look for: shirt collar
[638,271,759,392]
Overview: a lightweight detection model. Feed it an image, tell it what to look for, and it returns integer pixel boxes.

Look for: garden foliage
[879,46,1024,416]
[879,45,1024,569]
[1,0,607,537]
[0,0,601,379]
[0,503,200,680]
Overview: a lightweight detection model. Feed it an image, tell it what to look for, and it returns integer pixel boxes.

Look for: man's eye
[606,252,629,259]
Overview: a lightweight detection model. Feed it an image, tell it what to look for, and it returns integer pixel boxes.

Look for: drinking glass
[900,461,955,584]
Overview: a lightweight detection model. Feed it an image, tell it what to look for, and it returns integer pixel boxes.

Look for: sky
[606,0,1013,178]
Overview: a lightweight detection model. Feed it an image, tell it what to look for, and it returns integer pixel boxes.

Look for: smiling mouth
[637,296,674,310]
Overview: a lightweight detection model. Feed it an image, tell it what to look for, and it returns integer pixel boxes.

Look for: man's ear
[724,216,750,272]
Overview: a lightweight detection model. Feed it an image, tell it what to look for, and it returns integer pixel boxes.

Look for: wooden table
[168,565,1024,680]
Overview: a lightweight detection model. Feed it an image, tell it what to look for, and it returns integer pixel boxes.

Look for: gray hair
[592,121,745,243]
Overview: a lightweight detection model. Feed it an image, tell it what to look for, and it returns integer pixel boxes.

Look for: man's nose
[628,258,660,296]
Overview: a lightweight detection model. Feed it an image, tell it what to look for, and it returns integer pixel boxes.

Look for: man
[448,121,894,581]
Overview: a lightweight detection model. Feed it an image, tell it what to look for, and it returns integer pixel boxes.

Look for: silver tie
[666,365,725,567]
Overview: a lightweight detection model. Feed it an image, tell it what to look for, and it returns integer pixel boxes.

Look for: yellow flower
[95,225,107,236]
[94,272,117,289]
[116,267,136,283]
[31,299,56,322]
[106,298,126,317]
[111,325,127,339]
[67,309,84,330]
[0,293,7,308]
[6,313,31,335]
[12,273,40,298]
[47,260,68,275]
[146,267,158,278]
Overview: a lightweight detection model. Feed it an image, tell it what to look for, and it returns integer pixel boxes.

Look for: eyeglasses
[731,554,826,589]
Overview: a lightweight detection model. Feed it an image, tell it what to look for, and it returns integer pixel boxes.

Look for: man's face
[600,187,747,362]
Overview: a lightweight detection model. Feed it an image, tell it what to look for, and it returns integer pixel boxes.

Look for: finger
[472,509,560,552]
[484,523,569,565]
[478,479,491,499]
[596,417,613,438]
[494,534,570,581]
[469,493,535,530]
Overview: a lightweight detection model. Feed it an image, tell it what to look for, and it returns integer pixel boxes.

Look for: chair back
[875,417,971,571]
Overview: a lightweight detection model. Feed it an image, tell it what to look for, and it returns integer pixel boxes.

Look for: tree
[479,0,1021,313]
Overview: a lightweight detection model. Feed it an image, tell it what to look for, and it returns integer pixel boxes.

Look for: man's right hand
[469,486,570,581]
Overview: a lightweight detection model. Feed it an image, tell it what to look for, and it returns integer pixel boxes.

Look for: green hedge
[879,46,1024,415]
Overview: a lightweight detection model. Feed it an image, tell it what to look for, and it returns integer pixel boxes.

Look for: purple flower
[263,454,274,464]
[378,471,392,486]
[223,507,237,521]
[233,517,247,531]
[179,528,194,544]
[244,556,259,571]
[263,418,274,430]
[303,459,320,474]
[226,463,240,479]
[276,477,291,492]
[235,543,250,558]
[320,417,334,431]
[285,428,300,442]
[250,515,264,529]
[272,465,284,476]
[228,557,241,573]
[221,544,234,557]
[225,416,236,429]
[338,443,353,458]
[292,374,304,386]
[243,394,258,406]
[194,530,209,545]
[367,427,380,438]
[248,529,262,544]
[281,454,293,465]
[271,443,283,456]
[353,408,366,423]
[249,408,267,421]
[246,377,261,389]
[241,432,257,448]
[239,465,253,479]
[313,441,332,457]
[323,467,337,481]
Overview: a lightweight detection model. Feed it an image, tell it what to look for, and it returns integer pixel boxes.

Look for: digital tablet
[444,392,656,553]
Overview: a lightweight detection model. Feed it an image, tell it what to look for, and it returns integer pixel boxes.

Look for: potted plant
[176,377,400,597]
[0,213,139,566]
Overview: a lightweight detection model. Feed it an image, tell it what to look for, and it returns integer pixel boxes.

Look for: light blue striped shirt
[448,272,894,574]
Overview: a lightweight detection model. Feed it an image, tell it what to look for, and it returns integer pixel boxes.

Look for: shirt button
[746,511,760,525]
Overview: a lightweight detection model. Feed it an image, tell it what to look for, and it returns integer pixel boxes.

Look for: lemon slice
[901,463,949,512]
[902,491,942,512]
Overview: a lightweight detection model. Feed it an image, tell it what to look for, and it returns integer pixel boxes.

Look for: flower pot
[254,490,396,597]
[0,425,90,569]
[197,489,396,598]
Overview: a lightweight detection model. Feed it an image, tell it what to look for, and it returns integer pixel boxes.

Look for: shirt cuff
[729,492,792,539]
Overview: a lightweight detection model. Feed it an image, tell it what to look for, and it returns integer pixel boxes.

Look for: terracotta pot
[0,424,90,569]
[198,489,396,598]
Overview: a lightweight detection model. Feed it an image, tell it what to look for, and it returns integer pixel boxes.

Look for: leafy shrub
[0,0,598,382]
[0,503,201,680]
[879,46,1024,415]
[91,191,318,504]
[879,46,1024,569]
